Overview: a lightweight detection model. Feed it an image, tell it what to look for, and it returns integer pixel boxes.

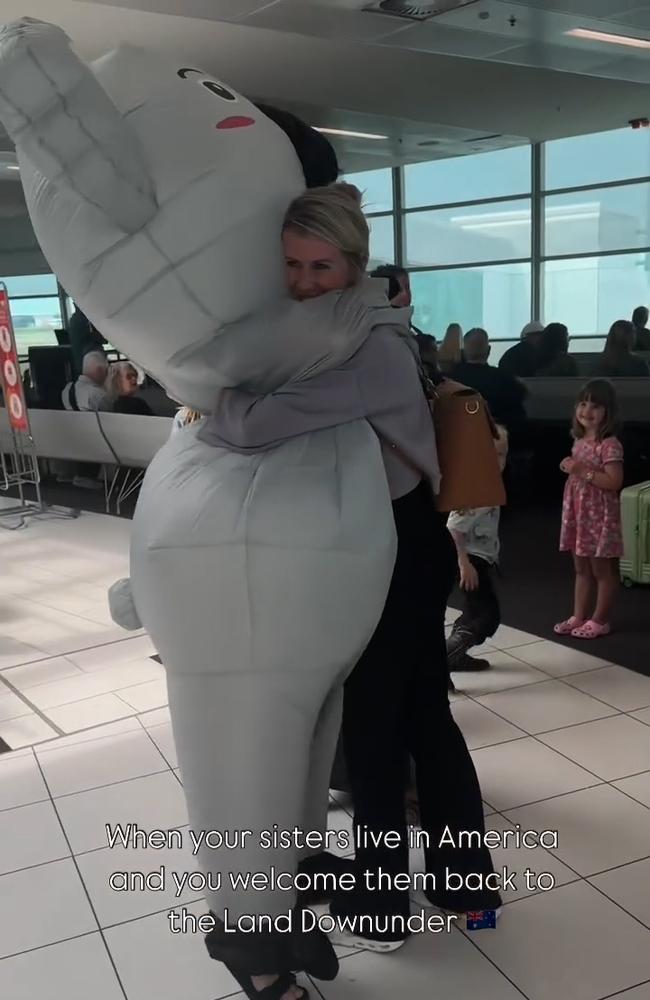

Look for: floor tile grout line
[0,657,165,708]
[459,690,623,740]
[451,922,533,1000]
[0,928,101,965]
[529,727,650,795]
[31,765,173,805]
[0,631,147,672]
[598,978,650,1000]
[585,872,650,935]
[31,752,130,1000]
[0,669,66,738]
[33,716,155,754]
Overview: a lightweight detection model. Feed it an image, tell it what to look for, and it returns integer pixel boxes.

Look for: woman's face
[120,366,139,396]
[283,230,357,301]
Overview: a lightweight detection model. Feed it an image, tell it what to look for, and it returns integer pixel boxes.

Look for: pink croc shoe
[554,616,585,636]
[571,619,611,640]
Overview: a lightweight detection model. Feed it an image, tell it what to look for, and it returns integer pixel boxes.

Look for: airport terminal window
[368,213,395,268]
[404,145,531,209]
[543,183,650,259]
[543,253,650,340]
[404,199,532,268]
[343,167,393,213]
[1,274,58,297]
[1,274,62,355]
[410,263,531,354]
[544,126,650,191]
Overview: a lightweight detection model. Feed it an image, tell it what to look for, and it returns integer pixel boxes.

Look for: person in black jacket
[498,321,543,378]
[452,328,527,446]
[533,323,578,376]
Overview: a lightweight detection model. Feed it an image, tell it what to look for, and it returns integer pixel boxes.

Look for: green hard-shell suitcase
[620,481,650,587]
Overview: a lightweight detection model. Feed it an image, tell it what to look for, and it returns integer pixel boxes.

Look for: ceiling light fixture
[5,164,19,171]
[314,127,388,140]
[566,27,650,50]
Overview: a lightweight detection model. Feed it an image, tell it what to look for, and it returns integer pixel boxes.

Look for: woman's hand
[560,456,575,474]
[459,558,479,592]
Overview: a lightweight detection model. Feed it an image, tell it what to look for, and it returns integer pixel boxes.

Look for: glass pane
[368,214,394,268]
[343,168,393,213]
[545,127,650,191]
[544,253,650,338]
[404,146,531,209]
[0,274,58,297]
[410,263,531,359]
[544,183,650,258]
[405,199,531,267]
[10,296,62,354]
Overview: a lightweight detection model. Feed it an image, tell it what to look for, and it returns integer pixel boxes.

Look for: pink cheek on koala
[216,116,255,129]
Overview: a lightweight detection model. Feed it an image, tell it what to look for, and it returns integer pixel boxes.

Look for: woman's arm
[201,329,422,453]
[208,370,365,451]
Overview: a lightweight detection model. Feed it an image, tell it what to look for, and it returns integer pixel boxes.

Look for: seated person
[452,328,527,446]
[67,303,107,379]
[61,351,113,411]
[437,322,463,371]
[498,321,543,378]
[109,361,155,414]
[533,323,577,376]
[594,320,649,378]
[632,305,650,352]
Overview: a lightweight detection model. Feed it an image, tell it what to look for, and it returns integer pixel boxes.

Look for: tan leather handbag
[428,379,506,512]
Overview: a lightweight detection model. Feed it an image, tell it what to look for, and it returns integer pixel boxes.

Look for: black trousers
[331,483,501,937]
[453,554,501,645]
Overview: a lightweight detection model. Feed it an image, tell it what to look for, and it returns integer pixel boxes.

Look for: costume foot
[239,969,307,1000]
[571,619,611,639]
[451,652,491,672]
[554,616,586,635]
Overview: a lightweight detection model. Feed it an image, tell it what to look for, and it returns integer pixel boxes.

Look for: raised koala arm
[0,18,156,232]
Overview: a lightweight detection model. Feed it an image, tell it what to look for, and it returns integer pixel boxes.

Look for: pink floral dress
[560,436,623,558]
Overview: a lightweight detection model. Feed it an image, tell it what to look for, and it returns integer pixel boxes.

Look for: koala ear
[0,18,157,232]
[255,103,339,188]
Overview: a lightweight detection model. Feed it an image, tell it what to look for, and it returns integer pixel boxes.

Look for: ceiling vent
[363,0,481,22]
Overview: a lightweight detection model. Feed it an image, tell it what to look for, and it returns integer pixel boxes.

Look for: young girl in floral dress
[555,379,624,639]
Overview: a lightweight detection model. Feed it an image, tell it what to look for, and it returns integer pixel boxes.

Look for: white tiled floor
[1,507,649,999]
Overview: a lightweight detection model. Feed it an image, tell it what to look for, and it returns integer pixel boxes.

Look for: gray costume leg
[299,676,347,866]
[168,665,345,921]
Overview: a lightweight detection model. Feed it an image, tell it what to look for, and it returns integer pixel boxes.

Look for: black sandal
[205,911,338,998]
[223,965,308,1000]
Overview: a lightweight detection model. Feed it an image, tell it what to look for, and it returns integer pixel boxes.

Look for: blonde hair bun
[334,181,363,206]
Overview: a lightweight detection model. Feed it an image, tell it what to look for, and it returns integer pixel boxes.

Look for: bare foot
[251,973,305,999]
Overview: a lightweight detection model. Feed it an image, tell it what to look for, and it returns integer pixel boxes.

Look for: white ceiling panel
[506,0,639,16]
[75,0,284,22]
[376,20,522,56]
[240,0,408,41]
[612,8,650,30]
[492,41,634,74]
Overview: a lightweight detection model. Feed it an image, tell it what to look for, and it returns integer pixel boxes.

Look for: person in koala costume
[0,18,500,997]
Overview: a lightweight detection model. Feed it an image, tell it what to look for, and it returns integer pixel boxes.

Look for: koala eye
[201,80,236,102]
[177,68,236,102]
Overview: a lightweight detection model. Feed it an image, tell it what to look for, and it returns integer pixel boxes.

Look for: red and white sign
[0,284,29,433]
